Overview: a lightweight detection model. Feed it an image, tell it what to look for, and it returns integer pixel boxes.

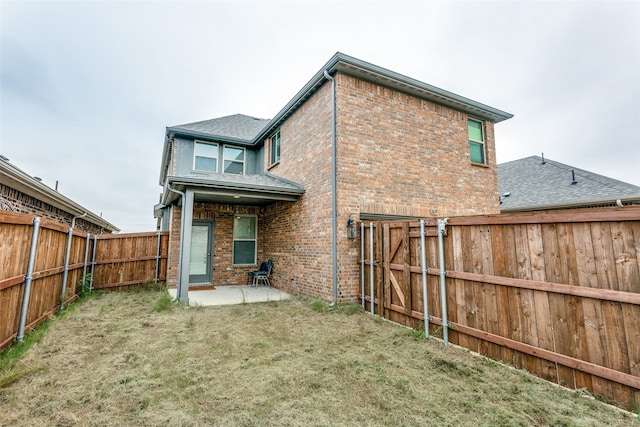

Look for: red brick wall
[166,72,503,302]
[262,82,335,300]
[166,202,263,288]
[262,73,501,302]
[334,74,501,299]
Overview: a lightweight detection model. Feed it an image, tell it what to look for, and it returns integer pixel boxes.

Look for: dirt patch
[0,290,636,426]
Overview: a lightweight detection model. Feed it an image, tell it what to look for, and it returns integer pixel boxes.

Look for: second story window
[468,118,485,164]
[223,145,245,174]
[194,141,218,172]
[270,130,281,165]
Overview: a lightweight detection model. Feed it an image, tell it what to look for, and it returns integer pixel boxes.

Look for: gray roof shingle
[498,156,640,211]
[173,172,303,193]
[169,114,270,142]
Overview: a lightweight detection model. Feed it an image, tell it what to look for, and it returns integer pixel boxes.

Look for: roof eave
[0,160,120,232]
[167,127,255,146]
[501,194,640,212]
[330,53,514,123]
[166,175,305,196]
[253,52,513,142]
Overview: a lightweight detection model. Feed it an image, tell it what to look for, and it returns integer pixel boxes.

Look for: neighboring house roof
[498,156,640,212]
[159,52,514,185]
[168,114,270,143]
[0,157,120,232]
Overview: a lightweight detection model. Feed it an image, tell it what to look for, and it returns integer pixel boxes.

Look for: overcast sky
[1,0,638,232]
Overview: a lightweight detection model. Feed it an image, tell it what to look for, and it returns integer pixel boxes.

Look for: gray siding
[161,207,171,231]
[173,137,263,177]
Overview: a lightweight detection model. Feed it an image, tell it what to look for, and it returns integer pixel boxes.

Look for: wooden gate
[359,206,640,409]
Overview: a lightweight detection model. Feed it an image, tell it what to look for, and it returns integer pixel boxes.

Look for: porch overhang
[161,175,304,208]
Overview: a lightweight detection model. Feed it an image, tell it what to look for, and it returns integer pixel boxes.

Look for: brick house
[1,156,119,234]
[155,53,512,304]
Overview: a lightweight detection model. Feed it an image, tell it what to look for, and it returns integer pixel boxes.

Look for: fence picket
[359,205,640,410]
[0,212,168,352]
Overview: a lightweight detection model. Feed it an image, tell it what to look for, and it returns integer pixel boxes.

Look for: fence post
[16,217,41,341]
[420,220,429,338]
[59,227,74,309]
[369,222,374,316]
[360,222,365,310]
[82,233,90,278]
[90,235,98,291]
[437,218,449,346]
[155,231,161,284]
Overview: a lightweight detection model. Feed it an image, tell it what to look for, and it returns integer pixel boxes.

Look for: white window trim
[232,214,258,266]
[270,130,281,166]
[468,118,486,164]
[193,140,219,172]
[223,144,246,175]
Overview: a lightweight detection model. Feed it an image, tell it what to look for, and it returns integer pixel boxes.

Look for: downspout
[167,182,186,303]
[324,69,338,306]
[71,211,87,229]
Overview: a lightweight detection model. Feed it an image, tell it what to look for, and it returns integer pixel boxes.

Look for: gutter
[324,70,339,306]
[0,159,119,232]
[501,193,640,213]
[157,52,514,190]
[252,52,513,143]
[166,176,305,196]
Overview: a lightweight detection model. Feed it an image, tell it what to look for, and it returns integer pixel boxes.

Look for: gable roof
[168,114,270,144]
[160,53,513,185]
[0,157,120,232]
[498,156,640,212]
[253,52,513,143]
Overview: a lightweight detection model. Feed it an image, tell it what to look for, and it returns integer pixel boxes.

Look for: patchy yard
[0,289,636,426]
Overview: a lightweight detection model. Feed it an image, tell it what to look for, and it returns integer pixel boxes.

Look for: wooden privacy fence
[360,206,640,409]
[0,211,168,352]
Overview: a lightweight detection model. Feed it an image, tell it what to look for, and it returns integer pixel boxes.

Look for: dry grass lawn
[0,289,637,426]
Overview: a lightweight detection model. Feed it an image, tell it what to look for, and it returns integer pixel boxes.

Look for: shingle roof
[498,156,640,211]
[173,172,304,193]
[169,114,270,142]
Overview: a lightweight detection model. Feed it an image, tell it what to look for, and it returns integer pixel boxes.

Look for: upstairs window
[194,141,218,172]
[223,145,245,174]
[270,130,281,165]
[233,215,257,265]
[468,119,485,164]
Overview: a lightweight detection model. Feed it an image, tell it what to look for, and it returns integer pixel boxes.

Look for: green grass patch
[153,291,174,312]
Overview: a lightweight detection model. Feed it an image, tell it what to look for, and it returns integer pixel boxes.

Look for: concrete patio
[167,285,291,306]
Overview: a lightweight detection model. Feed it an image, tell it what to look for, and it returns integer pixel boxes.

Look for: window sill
[470,161,489,168]
[267,161,280,171]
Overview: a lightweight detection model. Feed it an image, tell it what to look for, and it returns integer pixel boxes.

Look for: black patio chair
[248,260,273,286]
[248,260,273,287]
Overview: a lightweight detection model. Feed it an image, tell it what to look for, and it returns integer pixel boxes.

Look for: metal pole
[361,222,365,310]
[154,231,161,284]
[82,233,90,278]
[437,218,449,346]
[420,220,429,338]
[369,222,374,316]
[17,217,41,341]
[60,227,73,309]
[90,235,97,291]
